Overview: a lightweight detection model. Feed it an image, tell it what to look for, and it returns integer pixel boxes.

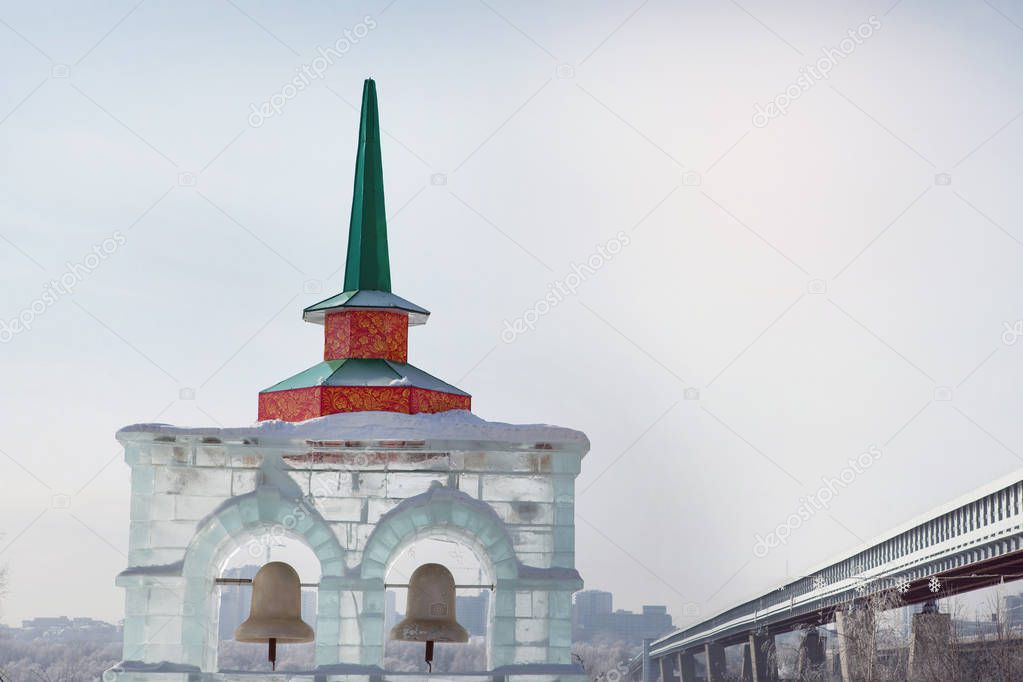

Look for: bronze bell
[235,561,314,670]
[390,563,469,670]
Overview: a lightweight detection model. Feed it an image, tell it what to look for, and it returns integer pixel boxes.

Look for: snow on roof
[117,409,589,452]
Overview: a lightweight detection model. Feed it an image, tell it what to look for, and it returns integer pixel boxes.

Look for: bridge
[631,468,1023,681]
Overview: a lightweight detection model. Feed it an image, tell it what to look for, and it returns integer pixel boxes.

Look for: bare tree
[571,637,633,682]
[962,594,1023,682]
[820,592,908,681]
[0,639,120,682]
[0,563,8,682]
[805,589,1023,682]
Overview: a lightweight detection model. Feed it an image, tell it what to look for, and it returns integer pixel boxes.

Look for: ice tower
[106,80,589,682]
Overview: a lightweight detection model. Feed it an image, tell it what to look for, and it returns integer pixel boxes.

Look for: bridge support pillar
[908,603,951,681]
[797,627,826,676]
[746,632,777,681]
[677,651,697,682]
[704,643,726,682]
[658,653,677,682]
[641,638,655,682]
[836,608,875,682]
[827,643,842,679]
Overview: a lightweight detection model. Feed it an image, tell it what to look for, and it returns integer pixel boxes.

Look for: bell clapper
[425,640,434,673]
[269,637,277,671]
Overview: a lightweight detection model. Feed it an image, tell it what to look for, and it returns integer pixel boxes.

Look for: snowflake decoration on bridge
[928,577,941,593]
[813,575,827,590]
[894,575,911,594]
[849,562,865,594]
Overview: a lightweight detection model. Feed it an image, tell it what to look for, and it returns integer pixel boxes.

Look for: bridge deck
[650,468,1023,659]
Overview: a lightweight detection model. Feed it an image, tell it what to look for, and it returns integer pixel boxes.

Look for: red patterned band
[258,385,471,422]
[324,310,408,362]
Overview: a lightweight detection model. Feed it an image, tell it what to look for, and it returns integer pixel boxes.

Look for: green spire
[344,78,391,293]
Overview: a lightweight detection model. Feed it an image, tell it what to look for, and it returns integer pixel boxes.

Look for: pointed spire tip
[344,78,390,293]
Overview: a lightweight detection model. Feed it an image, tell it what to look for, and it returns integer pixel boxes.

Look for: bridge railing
[650,477,1023,658]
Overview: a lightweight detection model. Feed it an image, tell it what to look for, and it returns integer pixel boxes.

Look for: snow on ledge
[117,409,589,452]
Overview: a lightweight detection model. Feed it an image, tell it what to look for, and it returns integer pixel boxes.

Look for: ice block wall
[113,412,588,675]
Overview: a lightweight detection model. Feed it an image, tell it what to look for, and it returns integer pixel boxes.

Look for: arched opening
[382,535,493,673]
[358,484,522,669]
[214,532,321,673]
[179,488,347,672]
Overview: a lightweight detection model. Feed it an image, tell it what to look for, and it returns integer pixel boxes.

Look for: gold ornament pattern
[410,388,471,413]
[258,384,471,421]
[258,387,322,422]
[324,310,408,362]
[324,386,412,413]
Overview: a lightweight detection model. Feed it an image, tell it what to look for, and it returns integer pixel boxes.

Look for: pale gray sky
[2,0,1023,629]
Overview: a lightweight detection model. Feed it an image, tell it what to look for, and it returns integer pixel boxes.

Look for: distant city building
[572,590,673,645]
[217,565,259,639]
[301,591,317,632]
[457,593,489,637]
[1004,593,1023,628]
[385,590,401,631]
[953,616,1002,639]
[18,616,120,641]
[23,616,73,629]
[574,590,613,625]
[896,604,913,639]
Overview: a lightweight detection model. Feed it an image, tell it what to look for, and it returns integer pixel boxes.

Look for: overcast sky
[2,0,1023,629]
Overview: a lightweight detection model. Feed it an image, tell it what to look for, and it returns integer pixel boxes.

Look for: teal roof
[306,79,427,326]
[302,289,429,325]
[262,358,469,396]
[345,78,390,292]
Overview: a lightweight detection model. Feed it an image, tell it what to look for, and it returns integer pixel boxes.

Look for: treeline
[0,637,632,679]
[0,638,119,682]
